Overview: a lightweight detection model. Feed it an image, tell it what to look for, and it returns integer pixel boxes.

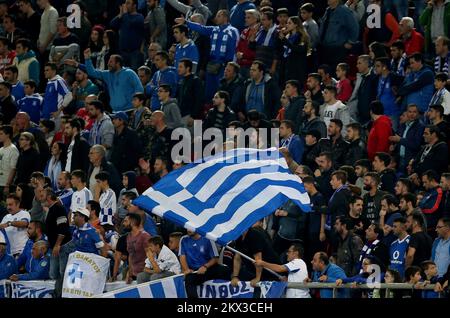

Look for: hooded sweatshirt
[368,115,393,161]
[161,98,182,129]
[16,50,40,86]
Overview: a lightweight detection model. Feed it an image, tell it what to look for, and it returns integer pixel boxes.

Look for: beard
[363,185,371,191]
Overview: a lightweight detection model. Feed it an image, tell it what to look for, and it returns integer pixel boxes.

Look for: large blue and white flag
[133,148,311,245]
[259,281,287,298]
[97,274,186,298]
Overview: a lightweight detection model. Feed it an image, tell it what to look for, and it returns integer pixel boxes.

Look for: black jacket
[15,147,41,184]
[110,127,142,174]
[413,141,449,176]
[379,168,397,194]
[328,187,352,225]
[219,74,245,114]
[0,95,17,124]
[309,136,350,168]
[203,106,237,134]
[315,168,334,202]
[344,138,367,166]
[69,134,90,173]
[284,96,305,134]
[178,74,204,118]
[299,117,327,139]
[357,71,379,124]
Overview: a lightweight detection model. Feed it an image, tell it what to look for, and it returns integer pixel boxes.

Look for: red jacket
[336,78,353,103]
[403,29,425,55]
[236,27,256,68]
[367,115,392,160]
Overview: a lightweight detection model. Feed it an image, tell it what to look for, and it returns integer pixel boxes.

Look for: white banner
[62,251,110,298]
[10,281,55,298]
[0,280,8,298]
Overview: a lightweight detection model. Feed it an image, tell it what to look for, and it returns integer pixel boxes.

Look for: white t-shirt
[1,210,31,255]
[145,245,182,274]
[322,101,341,128]
[70,187,93,212]
[0,144,19,186]
[284,258,310,298]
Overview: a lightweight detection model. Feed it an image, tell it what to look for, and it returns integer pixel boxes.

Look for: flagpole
[224,245,283,279]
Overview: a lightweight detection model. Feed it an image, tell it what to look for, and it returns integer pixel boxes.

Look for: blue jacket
[419,187,444,229]
[85,59,144,112]
[230,1,256,32]
[312,263,348,298]
[319,4,359,47]
[395,119,425,163]
[431,237,450,277]
[377,73,403,116]
[0,253,17,279]
[399,66,434,112]
[281,134,304,165]
[148,66,178,111]
[16,235,48,273]
[17,255,50,281]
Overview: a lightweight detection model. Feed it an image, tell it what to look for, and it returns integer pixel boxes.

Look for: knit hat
[92,25,105,34]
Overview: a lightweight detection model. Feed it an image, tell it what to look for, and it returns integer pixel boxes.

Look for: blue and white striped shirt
[99,188,117,226]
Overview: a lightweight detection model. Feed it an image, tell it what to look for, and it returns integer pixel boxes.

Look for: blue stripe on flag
[114,288,141,298]
[149,282,165,298]
[173,275,187,298]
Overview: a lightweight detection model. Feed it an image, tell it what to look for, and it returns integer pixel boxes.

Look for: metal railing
[287,282,443,298]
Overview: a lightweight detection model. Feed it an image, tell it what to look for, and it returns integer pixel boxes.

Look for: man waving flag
[133,148,311,246]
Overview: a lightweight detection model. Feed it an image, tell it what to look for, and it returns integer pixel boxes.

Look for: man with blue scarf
[176,10,239,101]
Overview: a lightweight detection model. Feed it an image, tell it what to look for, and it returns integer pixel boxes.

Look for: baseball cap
[386,212,403,227]
[112,111,129,122]
[74,207,90,218]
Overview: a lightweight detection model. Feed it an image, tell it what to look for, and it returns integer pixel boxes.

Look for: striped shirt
[99,188,116,226]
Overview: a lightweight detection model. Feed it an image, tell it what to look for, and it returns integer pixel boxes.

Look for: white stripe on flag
[161,278,177,298]
[209,186,307,240]
[137,284,153,298]
[176,149,271,187]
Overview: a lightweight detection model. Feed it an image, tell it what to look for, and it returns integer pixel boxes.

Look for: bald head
[85,94,98,105]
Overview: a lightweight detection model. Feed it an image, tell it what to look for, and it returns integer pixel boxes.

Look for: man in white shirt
[137,236,181,283]
[94,171,116,226]
[69,169,92,225]
[255,243,310,298]
[0,194,31,257]
[0,125,19,200]
[320,86,351,136]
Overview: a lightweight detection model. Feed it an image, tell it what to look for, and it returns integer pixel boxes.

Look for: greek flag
[98,274,186,298]
[133,148,311,246]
